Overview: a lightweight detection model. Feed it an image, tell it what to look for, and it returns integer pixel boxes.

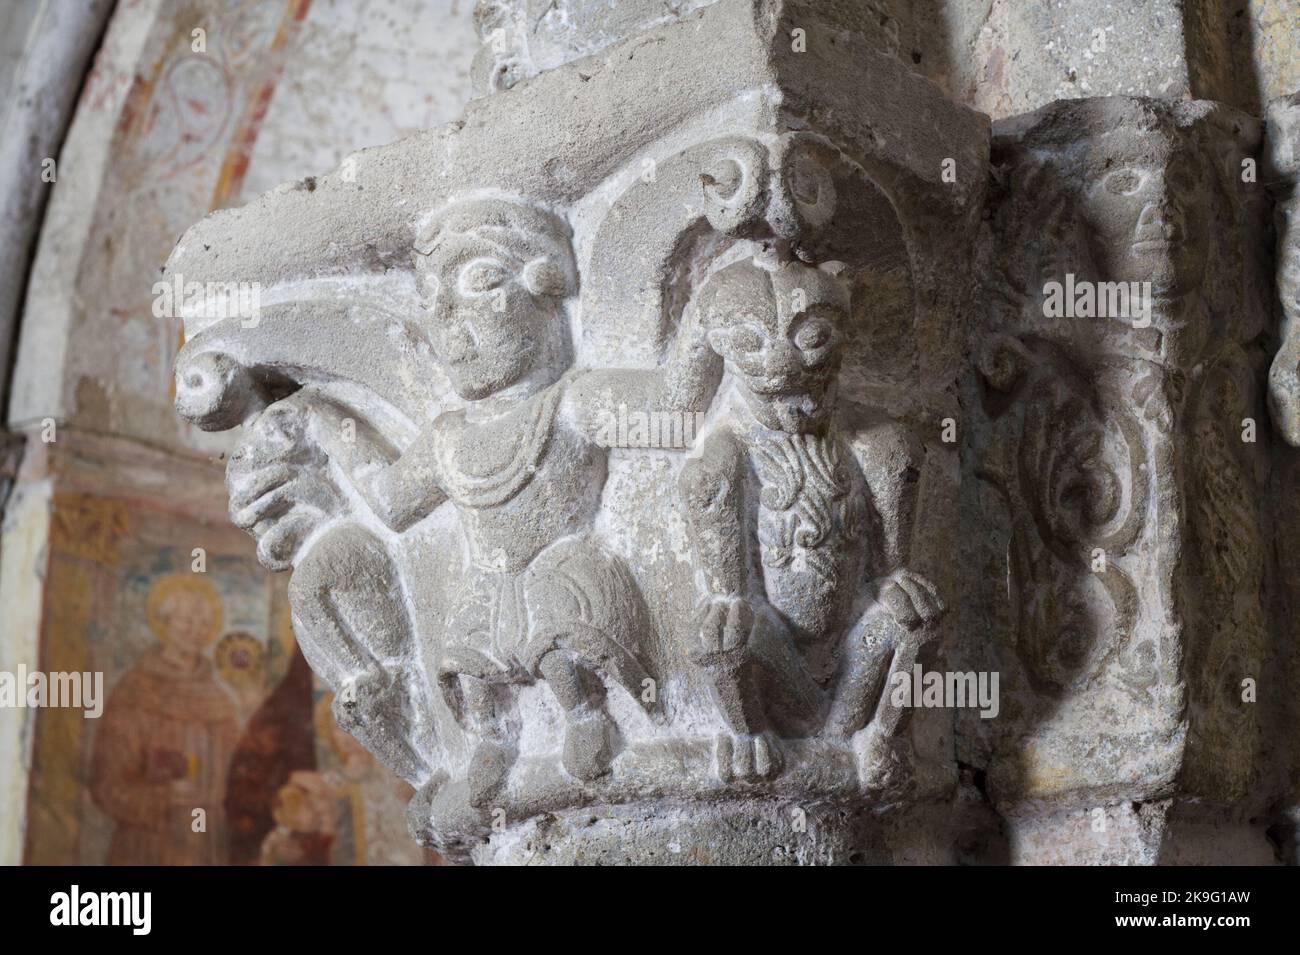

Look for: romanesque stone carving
[968,98,1271,852]
[169,0,987,863]
[160,0,1300,866]
[679,254,943,791]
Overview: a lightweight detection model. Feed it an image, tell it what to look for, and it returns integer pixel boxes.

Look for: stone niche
[164,0,1296,864]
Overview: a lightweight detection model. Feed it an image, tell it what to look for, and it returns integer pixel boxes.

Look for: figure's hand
[874,570,944,630]
[690,595,756,668]
[146,747,188,783]
[228,396,343,571]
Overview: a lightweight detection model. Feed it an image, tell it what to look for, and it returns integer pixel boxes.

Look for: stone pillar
[1266,90,1300,864]
[162,0,1294,865]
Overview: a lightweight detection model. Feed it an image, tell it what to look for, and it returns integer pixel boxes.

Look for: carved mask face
[703,259,849,433]
[1078,133,1206,298]
[417,233,564,400]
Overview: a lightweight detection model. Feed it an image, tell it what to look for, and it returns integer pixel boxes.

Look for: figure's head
[1076,126,1207,298]
[146,573,224,655]
[997,99,1214,303]
[214,630,265,691]
[413,198,576,400]
[698,256,850,432]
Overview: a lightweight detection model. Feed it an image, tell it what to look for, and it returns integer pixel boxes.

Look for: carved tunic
[434,375,605,575]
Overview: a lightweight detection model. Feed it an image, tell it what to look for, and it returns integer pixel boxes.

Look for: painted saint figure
[90,573,240,865]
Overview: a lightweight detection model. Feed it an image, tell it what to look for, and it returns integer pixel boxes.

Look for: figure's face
[157,588,218,654]
[417,235,555,400]
[1078,134,1207,297]
[706,261,847,433]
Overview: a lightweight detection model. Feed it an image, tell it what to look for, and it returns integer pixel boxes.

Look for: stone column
[169,0,988,864]
[965,96,1277,864]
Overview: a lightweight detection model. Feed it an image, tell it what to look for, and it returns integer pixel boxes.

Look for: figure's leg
[537,648,616,781]
[690,596,783,781]
[825,603,898,739]
[522,539,658,782]
[437,661,520,807]
[290,524,429,780]
[827,602,935,793]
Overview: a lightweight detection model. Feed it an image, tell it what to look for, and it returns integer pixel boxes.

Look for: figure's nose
[766,341,803,378]
[1136,192,1181,238]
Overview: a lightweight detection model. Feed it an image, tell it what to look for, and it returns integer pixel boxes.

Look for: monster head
[698,255,850,433]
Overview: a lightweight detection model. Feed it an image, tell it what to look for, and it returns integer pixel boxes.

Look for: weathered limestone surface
[172,0,986,864]
[965,96,1277,864]
[162,0,1297,863]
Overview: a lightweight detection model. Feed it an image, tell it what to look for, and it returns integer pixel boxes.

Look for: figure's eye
[458,258,510,295]
[1103,169,1142,196]
[728,322,765,354]
[794,319,832,351]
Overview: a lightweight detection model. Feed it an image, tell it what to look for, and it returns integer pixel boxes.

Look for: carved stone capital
[169,0,987,864]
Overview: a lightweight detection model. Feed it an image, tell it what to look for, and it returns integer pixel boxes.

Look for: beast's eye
[1103,169,1142,196]
[794,320,832,351]
[458,258,510,295]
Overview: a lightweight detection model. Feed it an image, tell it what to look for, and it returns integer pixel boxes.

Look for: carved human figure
[678,254,943,788]
[229,197,717,805]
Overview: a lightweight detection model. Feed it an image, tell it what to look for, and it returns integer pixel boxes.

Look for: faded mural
[5,0,476,866]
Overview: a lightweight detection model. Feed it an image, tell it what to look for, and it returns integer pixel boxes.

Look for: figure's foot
[715,731,783,783]
[852,726,915,796]
[467,739,517,808]
[691,596,755,668]
[562,708,616,781]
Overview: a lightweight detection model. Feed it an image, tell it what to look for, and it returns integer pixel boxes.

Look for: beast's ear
[819,260,848,277]
[522,258,570,298]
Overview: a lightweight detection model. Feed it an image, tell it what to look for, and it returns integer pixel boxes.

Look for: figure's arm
[678,427,749,600]
[849,416,944,629]
[308,403,449,532]
[565,302,723,441]
[352,425,450,532]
